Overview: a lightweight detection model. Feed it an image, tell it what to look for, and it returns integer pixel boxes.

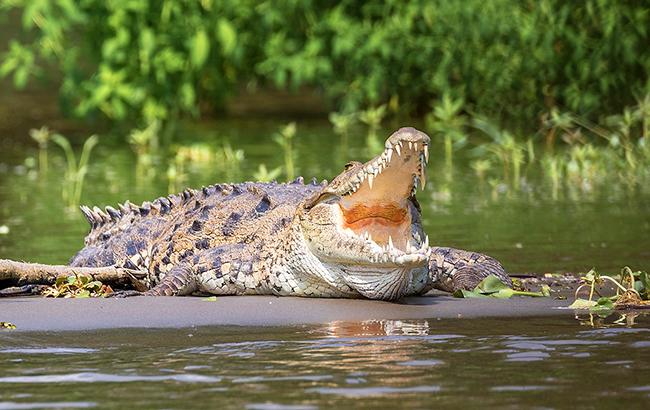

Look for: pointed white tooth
[368,173,374,189]
[395,143,401,156]
[420,168,427,190]
[368,232,373,242]
[408,141,413,150]
[424,235,429,248]
[388,235,394,249]
[386,148,393,162]
[424,145,429,163]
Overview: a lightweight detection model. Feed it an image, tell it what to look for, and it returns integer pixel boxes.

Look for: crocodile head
[298,127,430,300]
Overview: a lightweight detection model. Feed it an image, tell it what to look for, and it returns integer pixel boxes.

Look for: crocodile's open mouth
[332,129,430,266]
[300,127,431,299]
[340,139,426,248]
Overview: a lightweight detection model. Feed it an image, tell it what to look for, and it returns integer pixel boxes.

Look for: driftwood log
[0,259,147,291]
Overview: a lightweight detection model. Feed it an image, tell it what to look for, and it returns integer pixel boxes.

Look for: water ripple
[0,372,221,383]
[308,385,441,397]
[0,348,98,355]
[0,402,96,409]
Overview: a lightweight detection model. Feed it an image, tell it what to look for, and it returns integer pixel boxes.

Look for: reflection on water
[0,316,649,408]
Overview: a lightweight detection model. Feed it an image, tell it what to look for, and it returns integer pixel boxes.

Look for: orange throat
[340,202,411,249]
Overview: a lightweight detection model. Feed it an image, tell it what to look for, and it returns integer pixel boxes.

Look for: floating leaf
[590,297,614,315]
[568,298,597,309]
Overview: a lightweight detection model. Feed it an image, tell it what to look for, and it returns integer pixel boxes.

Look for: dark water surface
[1,119,649,408]
[1,317,650,409]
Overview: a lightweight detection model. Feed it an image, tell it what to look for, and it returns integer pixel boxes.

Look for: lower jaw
[341,265,421,301]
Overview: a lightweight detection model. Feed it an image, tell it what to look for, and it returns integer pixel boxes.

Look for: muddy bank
[0,293,575,332]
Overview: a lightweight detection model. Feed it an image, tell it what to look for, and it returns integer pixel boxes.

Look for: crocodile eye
[344,161,361,170]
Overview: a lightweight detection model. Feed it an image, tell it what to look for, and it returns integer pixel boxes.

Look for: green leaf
[453,289,488,298]
[568,298,597,310]
[190,29,210,68]
[202,296,217,302]
[590,297,614,314]
[217,19,236,55]
[475,275,510,294]
[76,290,90,298]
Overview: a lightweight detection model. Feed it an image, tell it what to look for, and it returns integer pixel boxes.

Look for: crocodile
[70,127,511,300]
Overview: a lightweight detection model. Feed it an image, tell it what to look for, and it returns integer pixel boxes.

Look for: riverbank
[1,293,576,332]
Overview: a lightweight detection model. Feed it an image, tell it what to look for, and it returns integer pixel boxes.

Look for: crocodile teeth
[424,145,429,163]
[394,143,401,157]
[388,235,394,249]
[420,168,427,190]
[367,173,374,189]
[424,234,429,248]
[386,147,393,162]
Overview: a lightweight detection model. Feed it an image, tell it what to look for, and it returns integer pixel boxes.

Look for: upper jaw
[335,127,430,197]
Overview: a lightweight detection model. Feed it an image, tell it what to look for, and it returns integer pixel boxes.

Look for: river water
[1,317,650,409]
[0,119,649,408]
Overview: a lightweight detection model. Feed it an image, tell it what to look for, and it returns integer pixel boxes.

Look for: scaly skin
[70,127,511,300]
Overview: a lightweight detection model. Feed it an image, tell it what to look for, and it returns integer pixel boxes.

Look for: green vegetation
[0,321,16,329]
[1,1,647,130]
[51,133,99,209]
[29,126,52,173]
[570,267,650,313]
[272,122,296,180]
[43,273,113,298]
[453,274,550,299]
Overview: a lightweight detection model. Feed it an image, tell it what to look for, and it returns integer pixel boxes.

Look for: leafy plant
[569,267,650,313]
[453,274,550,299]
[426,94,467,170]
[128,121,160,180]
[253,164,282,182]
[29,126,53,173]
[52,133,99,209]
[272,122,297,180]
[43,273,113,298]
[0,322,16,330]
[329,111,358,137]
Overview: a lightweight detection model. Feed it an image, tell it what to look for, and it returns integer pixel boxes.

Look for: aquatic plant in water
[128,121,160,180]
[52,133,99,210]
[426,94,467,172]
[570,267,650,314]
[253,164,282,182]
[29,126,52,174]
[272,122,296,180]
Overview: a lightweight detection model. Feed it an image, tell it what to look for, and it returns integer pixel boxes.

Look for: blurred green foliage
[1,0,648,129]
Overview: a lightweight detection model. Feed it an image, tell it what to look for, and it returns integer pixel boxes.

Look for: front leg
[424,247,511,293]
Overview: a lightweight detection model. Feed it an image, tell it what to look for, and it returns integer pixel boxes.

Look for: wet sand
[1,293,574,332]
